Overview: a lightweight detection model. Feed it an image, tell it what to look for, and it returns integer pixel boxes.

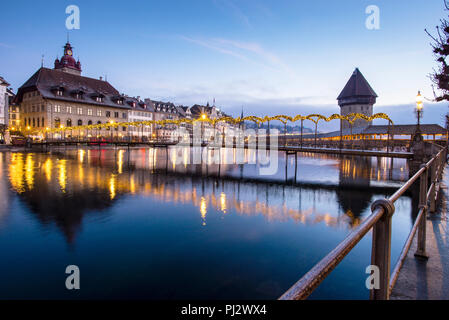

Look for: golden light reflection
[117,150,124,174]
[43,158,52,182]
[109,174,117,200]
[130,175,136,194]
[200,196,207,226]
[58,159,67,193]
[78,149,85,163]
[25,154,35,190]
[9,153,25,193]
[220,192,227,214]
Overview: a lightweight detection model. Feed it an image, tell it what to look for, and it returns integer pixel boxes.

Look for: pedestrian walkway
[390,169,449,300]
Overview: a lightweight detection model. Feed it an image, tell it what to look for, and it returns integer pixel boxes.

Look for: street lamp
[415,91,423,128]
[413,91,424,142]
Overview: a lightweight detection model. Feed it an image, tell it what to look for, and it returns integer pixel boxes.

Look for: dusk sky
[1,0,448,131]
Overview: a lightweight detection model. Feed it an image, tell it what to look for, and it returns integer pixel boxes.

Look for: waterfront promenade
[391,168,449,300]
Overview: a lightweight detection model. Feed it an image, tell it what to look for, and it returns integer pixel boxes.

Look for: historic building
[145,99,185,141]
[127,96,153,139]
[337,68,377,130]
[8,90,19,130]
[190,103,232,142]
[14,41,130,139]
[0,76,10,127]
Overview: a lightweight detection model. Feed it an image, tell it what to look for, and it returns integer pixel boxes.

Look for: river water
[0,147,417,299]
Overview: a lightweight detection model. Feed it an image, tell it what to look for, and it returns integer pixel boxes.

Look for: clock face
[67,50,72,56]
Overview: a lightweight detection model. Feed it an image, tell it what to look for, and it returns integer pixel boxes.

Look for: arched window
[78,119,83,126]
[88,120,92,125]
[42,117,45,127]
[37,118,40,127]
[67,119,72,127]
[97,121,101,124]
[32,118,35,127]
[54,118,61,128]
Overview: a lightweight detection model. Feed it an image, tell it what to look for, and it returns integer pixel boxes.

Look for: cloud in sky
[180,36,295,76]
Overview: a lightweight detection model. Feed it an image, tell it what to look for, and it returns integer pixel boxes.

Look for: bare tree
[426,0,449,102]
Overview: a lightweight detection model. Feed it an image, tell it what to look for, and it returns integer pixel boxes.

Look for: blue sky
[1,0,448,131]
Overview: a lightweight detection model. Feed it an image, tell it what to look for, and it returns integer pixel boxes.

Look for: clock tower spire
[54,40,82,75]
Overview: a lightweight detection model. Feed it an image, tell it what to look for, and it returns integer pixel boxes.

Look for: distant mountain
[243,122,314,134]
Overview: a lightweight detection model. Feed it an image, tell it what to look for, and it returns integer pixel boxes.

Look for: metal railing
[279,146,447,300]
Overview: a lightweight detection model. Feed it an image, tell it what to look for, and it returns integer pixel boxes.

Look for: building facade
[127,96,153,140]
[337,68,377,130]
[14,42,130,139]
[0,76,10,127]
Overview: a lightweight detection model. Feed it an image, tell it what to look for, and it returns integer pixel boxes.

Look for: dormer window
[117,100,123,105]
[96,96,103,102]
[56,90,63,96]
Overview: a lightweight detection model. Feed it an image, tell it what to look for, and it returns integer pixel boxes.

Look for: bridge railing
[279,146,447,300]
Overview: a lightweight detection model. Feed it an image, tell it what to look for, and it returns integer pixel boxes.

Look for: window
[67,106,72,114]
[41,105,45,112]
[54,118,61,128]
[106,111,111,118]
[42,118,45,127]
[117,100,123,105]
[78,119,83,126]
[67,119,72,127]
[88,120,92,125]
[122,113,127,119]
[77,107,83,115]
[32,118,35,127]
[114,112,119,118]
[32,105,35,112]
[37,118,40,127]
[96,96,103,102]
[56,90,63,96]
[97,109,102,117]
[88,109,93,116]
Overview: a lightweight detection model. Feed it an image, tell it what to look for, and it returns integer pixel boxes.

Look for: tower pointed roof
[337,68,377,106]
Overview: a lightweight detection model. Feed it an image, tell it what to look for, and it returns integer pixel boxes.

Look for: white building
[0,76,10,126]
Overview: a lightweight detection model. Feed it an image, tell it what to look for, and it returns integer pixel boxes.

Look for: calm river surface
[0,147,417,299]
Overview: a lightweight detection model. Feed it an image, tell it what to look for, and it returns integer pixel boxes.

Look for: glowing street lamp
[415,91,423,129]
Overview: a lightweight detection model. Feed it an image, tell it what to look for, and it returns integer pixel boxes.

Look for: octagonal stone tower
[337,68,377,130]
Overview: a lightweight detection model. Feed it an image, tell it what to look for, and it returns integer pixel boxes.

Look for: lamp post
[413,91,424,142]
[415,91,423,129]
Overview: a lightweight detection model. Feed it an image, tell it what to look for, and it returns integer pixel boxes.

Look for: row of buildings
[2,41,447,144]
[1,41,234,143]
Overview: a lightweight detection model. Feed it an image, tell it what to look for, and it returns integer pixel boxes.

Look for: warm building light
[201,114,207,120]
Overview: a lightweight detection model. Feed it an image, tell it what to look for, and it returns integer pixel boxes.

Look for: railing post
[430,161,437,213]
[414,164,429,259]
[370,199,395,300]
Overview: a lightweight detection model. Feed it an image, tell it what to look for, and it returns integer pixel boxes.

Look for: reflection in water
[2,148,408,244]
